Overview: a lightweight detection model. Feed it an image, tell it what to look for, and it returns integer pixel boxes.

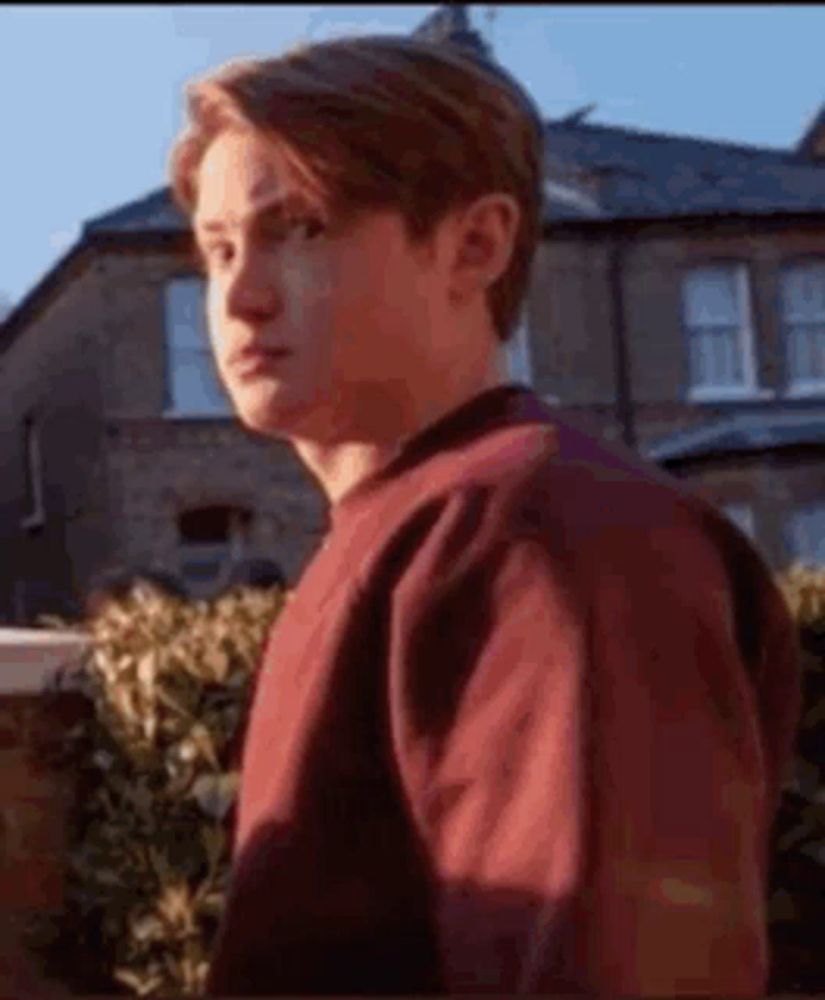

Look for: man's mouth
[232,349,292,377]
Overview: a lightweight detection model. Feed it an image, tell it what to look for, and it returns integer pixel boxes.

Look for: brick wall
[528,238,617,408]
[0,252,112,622]
[0,243,328,621]
[0,633,89,994]
[104,417,326,584]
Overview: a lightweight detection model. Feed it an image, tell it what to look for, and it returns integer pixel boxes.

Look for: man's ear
[448,192,521,304]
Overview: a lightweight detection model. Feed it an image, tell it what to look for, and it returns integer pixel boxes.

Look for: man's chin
[233,390,311,440]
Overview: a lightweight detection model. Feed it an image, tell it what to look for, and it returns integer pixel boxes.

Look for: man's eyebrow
[195,194,320,236]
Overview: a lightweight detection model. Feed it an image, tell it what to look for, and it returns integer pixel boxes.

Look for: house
[0,190,329,621]
[537,105,825,568]
[2,7,825,623]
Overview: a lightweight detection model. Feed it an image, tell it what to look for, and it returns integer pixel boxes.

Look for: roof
[410,3,491,59]
[646,407,825,463]
[797,103,825,160]
[79,111,825,237]
[83,187,187,235]
[544,115,825,221]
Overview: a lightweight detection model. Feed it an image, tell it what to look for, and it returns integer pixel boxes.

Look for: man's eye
[293,217,326,241]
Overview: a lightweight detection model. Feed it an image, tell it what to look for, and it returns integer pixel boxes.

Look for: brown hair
[170,35,544,341]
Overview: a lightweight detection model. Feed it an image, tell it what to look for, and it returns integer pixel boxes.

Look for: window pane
[781,263,825,323]
[788,504,825,566]
[684,267,740,326]
[165,278,230,415]
[506,310,532,384]
[166,278,208,349]
[721,502,755,539]
[787,322,825,383]
[688,325,741,387]
[172,347,227,414]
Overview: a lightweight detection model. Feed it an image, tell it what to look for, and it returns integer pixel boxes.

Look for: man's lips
[230,348,292,376]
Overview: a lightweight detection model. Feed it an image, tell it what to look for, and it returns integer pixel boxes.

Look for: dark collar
[330,383,552,523]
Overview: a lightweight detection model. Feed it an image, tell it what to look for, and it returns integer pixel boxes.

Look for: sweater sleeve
[385,486,798,995]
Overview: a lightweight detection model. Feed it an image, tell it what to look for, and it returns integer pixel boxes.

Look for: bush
[24,565,825,995]
[28,582,283,996]
[768,564,825,993]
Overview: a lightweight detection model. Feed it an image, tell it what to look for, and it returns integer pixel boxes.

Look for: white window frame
[682,264,763,402]
[786,501,825,568]
[164,277,232,419]
[720,502,756,541]
[780,260,825,397]
[505,306,533,385]
[20,417,45,530]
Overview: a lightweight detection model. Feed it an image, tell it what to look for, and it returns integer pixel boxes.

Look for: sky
[1,3,823,313]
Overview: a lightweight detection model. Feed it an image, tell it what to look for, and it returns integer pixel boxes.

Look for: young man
[170,35,800,995]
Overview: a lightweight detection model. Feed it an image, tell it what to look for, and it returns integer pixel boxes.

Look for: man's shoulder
[411,410,711,537]
[359,409,743,604]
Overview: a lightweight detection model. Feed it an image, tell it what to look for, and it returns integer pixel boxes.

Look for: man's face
[193,128,451,443]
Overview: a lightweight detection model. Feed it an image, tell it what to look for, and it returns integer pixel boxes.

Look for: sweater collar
[329,382,552,526]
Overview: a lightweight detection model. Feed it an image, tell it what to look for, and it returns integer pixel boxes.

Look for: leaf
[114,966,165,996]
[190,772,239,820]
[188,722,220,770]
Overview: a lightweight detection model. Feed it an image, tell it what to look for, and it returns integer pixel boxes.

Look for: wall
[0,631,89,994]
[0,254,113,622]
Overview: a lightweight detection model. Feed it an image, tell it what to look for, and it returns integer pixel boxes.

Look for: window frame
[163,276,233,420]
[681,261,764,403]
[778,256,825,398]
[20,415,45,531]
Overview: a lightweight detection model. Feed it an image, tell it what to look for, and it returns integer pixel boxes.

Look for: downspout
[608,232,636,449]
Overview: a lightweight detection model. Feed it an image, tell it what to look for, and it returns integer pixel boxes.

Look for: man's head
[170,35,543,443]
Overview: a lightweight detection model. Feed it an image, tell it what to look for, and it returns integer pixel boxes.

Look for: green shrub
[28,582,283,996]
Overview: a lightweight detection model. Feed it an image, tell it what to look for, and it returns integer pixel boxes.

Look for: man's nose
[224,250,281,322]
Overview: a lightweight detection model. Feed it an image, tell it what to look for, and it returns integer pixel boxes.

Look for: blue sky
[1,4,823,311]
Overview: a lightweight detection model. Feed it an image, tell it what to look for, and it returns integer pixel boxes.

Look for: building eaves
[646,408,825,463]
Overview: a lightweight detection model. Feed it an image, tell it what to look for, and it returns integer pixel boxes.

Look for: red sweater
[207,385,800,995]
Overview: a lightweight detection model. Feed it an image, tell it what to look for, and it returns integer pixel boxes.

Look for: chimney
[796,102,825,161]
[411,4,492,60]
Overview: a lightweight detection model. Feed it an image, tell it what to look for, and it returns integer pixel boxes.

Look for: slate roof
[83,187,186,235]
[543,116,825,222]
[81,110,825,237]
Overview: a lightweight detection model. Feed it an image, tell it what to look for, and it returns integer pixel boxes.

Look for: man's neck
[292,363,510,506]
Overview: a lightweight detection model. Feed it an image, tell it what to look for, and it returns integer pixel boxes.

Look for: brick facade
[0,685,88,995]
[2,204,825,620]
[0,244,327,622]
[528,219,825,568]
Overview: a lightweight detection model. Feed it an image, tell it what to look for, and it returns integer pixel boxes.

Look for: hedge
[21,565,825,995]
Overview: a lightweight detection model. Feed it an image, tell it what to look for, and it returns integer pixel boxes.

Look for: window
[786,502,825,567]
[178,505,251,597]
[780,260,825,395]
[720,502,755,540]
[21,416,45,530]
[506,307,533,385]
[682,264,757,400]
[165,278,232,417]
